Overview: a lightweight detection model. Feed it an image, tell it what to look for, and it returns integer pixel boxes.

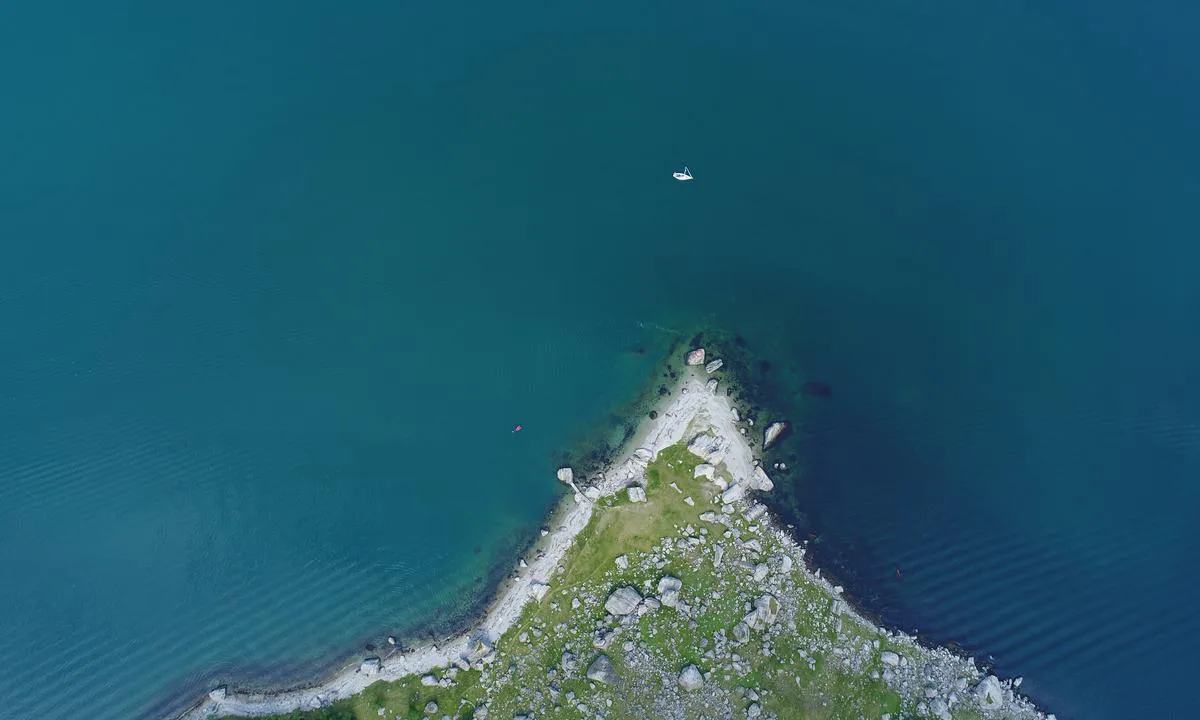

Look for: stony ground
[260,441,1047,720]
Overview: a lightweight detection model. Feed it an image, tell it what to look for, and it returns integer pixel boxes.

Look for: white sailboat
[672,166,693,181]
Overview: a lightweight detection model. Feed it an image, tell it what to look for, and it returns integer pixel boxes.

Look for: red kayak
[512,424,523,433]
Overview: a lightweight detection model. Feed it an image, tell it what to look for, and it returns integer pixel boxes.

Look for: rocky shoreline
[177,346,1053,720]
[176,353,700,719]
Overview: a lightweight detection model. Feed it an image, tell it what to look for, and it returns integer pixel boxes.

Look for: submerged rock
[763,421,788,449]
[686,348,706,366]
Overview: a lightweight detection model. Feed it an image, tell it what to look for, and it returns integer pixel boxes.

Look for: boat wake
[635,320,683,336]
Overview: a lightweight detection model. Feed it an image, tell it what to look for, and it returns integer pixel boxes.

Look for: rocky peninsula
[178,348,1054,720]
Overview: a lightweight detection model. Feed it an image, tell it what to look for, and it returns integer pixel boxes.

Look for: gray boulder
[657,576,683,608]
[755,594,780,625]
[359,657,380,675]
[678,664,704,691]
[732,622,750,643]
[586,655,618,684]
[604,586,643,615]
[560,651,577,673]
[930,698,952,720]
[753,563,769,582]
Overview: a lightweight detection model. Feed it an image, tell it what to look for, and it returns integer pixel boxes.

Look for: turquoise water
[1,2,1197,719]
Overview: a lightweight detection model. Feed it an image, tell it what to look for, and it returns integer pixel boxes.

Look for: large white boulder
[974,675,1006,711]
[686,348,706,366]
[750,466,774,492]
[721,483,746,504]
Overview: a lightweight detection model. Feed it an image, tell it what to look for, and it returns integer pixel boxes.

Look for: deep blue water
[1,1,1197,719]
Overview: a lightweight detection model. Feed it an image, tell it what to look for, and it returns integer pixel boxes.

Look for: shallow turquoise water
[1,2,1197,718]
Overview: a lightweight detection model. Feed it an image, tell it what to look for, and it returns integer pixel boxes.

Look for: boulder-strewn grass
[260,442,1029,720]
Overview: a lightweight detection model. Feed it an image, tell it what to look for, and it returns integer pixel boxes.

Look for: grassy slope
[257,443,983,720]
